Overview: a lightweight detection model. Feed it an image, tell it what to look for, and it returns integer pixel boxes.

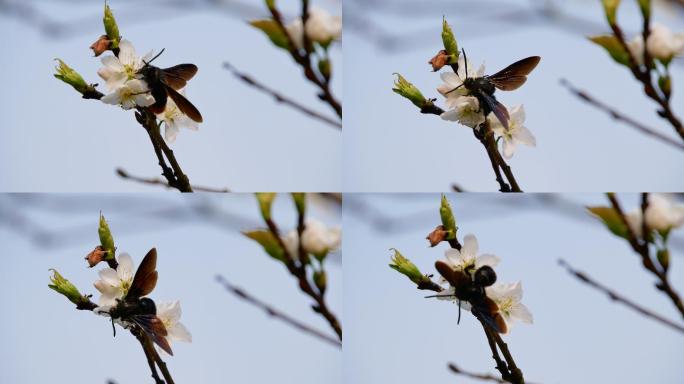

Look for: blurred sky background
[343,193,684,384]
[344,0,684,192]
[0,193,342,384]
[0,0,341,192]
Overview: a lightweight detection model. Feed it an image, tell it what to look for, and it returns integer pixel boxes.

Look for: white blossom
[436,55,485,98]
[441,96,485,128]
[97,39,154,91]
[626,194,684,237]
[442,234,500,276]
[486,281,533,333]
[627,23,684,65]
[286,7,341,49]
[156,300,192,354]
[488,104,536,159]
[156,88,199,143]
[101,79,155,110]
[93,253,135,307]
[281,219,341,259]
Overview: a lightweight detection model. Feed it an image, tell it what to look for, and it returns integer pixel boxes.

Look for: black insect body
[137,50,203,123]
[448,51,540,130]
[105,248,174,355]
[434,260,508,334]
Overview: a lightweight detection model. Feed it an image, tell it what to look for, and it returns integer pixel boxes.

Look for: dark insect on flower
[431,260,508,334]
[447,51,540,130]
[137,49,203,123]
[105,248,174,355]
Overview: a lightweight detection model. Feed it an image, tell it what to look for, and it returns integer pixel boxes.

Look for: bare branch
[223,62,341,129]
[558,259,684,334]
[215,275,341,348]
[116,168,230,193]
[561,79,684,152]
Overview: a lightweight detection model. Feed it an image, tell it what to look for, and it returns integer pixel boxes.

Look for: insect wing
[133,314,174,356]
[127,248,158,300]
[435,261,471,293]
[166,85,203,123]
[488,56,540,91]
[471,296,508,334]
[478,91,510,130]
[162,64,198,90]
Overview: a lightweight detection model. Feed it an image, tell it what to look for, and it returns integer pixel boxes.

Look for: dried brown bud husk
[85,245,107,267]
[429,50,450,72]
[90,35,112,57]
[426,225,449,247]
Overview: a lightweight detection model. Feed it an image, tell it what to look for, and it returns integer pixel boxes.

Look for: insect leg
[111,318,116,337]
[457,300,462,325]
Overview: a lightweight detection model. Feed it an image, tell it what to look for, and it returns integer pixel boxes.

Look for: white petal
[101,91,122,105]
[440,109,460,122]
[510,303,534,324]
[502,138,516,159]
[118,40,137,66]
[165,123,180,143]
[168,322,192,343]
[98,268,120,286]
[460,234,479,260]
[475,254,500,269]
[98,293,118,307]
[117,253,134,281]
[135,94,155,108]
[513,126,536,147]
[444,248,462,266]
[100,55,123,71]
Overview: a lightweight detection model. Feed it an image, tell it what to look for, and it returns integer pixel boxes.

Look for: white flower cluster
[627,23,684,65]
[93,253,191,352]
[97,39,198,143]
[285,6,342,49]
[281,219,341,260]
[625,194,684,238]
[436,234,533,333]
[436,56,536,159]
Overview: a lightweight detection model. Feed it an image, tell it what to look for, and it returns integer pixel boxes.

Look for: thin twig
[223,62,341,129]
[558,259,684,334]
[606,193,684,318]
[448,363,508,383]
[215,275,341,347]
[116,168,230,192]
[561,79,684,151]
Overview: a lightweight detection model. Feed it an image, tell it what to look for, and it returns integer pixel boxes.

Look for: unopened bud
[256,193,277,221]
[48,269,85,305]
[392,73,427,109]
[439,195,457,240]
[441,17,458,57]
[103,2,121,49]
[98,213,115,259]
[318,58,332,81]
[657,248,670,272]
[389,249,423,284]
[54,59,89,94]
[314,270,327,294]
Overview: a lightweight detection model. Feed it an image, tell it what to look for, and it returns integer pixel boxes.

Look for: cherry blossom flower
[286,7,341,49]
[97,39,154,91]
[441,96,485,128]
[282,219,341,259]
[627,23,684,65]
[442,234,500,274]
[100,79,155,110]
[486,281,533,333]
[436,55,485,99]
[626,194,684,237]
[488,104,536,159]
[156,300,192,353]
[156,89,199,143]
[93,253,134,307]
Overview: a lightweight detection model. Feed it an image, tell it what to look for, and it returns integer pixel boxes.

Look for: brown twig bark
[215,275,341,347]
[560,79,684,151]
[266,1,342,118]
[559,259,684,334]
[116,168,229,192]
[606,193,684,319]
[448,362,508,383]
[263,213,342,340]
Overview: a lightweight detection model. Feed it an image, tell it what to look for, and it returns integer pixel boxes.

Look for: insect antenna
[143,48,166,66]
[111,318,116,337]
[462,48,469,79]
[457,299,462,325]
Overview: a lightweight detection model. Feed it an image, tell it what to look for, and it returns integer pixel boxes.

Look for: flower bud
[658,75,671,99]
[48,269,85,305]
[256,193,277,221]
[85,246,108,267]
[426,225,449,247]
[441,17,458,57]
[392,73,427,109]
[90,34,112,57]
[388,249,424,284]
[103,2,121,49]
[318,58,332,81]
[54,59,90,94]
[98,213,115,259]
[601,0,621,25]
[439,195,457,240]
[314,270,327,294]
[657,248,670,272]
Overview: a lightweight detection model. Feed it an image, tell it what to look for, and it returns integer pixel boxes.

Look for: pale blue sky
[343,193,684,384]
[0,0,341,192]
[343,0,684,191]
[0,194,341,384]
